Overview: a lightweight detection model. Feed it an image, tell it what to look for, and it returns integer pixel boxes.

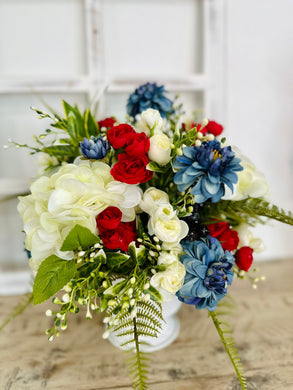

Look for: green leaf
[145,285,162,302]
[42,145,77,157]
[209,303,247,390]
[128,242,146,266]
[146,161,166,173]
[33,256,76,304]
[107,252,135,273]
[62,100,76,118]
[60,224,100,251]
[84,109,99,137]
[104,280,127,296]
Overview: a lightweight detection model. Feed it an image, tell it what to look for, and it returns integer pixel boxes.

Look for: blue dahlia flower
[173,140,243,203]
[127,82,173,119]
[176,236,234,311]
[80,136,108,160]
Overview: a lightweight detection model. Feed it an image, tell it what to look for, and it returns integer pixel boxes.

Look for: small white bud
[143,294,151,302]
[151,269,156,275]
[201,118,209,128]
[102,281,108,288]
[61,323,67,331]
[78,251,85,257]
[94,243,100,248]
[197,132,203,139]
[45,309,53,317]
[144,283,150,290]
[153,236,159,243]
[90,252,95,258]
[206,134,215,141]
[176,148,183,156]
[130,299,136,306]
[62,293,70,303]
[149,250,156,257]
[127,288,133,297]
[102,330,110,339]
[195,139,202,147]
[103,317,110,324]
[48,336,54,342]
[130,309,137,318]
[130,277,136,284]
[64,285,72,293]
[252,284,258,289]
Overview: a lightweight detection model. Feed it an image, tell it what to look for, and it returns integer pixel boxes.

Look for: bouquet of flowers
[7,82,293,389]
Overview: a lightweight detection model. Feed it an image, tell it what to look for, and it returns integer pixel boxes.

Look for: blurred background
[0,0,292,293]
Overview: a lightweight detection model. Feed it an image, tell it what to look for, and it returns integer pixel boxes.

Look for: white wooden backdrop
[0,0,292,293]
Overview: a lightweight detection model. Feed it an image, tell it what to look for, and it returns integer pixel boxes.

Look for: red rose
[208,222,239,251]
[98,117,116,129]
[111,153,153,184]
[107,124,135,149]
[124,132,150,156]
[100,221,137,252]
[198,120,224,136]
[235,246,254,271]
[96,206,122,231]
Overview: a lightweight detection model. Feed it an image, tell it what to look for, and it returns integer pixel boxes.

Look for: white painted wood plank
[0,271,32,295]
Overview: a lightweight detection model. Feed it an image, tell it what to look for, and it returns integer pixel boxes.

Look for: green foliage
[201,197,293,227]
[112,300,163,390]
[33,256,76,304]
[209,300,247,390]
[23,102,100,163]
[0,292,33,332]
[60,224,100,252]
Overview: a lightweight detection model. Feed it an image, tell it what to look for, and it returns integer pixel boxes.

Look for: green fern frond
[201,197,293,227]
[112,300,163,390]
[209,305,247,390]
[0,292,33,332]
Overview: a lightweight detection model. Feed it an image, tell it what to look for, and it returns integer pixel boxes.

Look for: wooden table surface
[0,259,292,390]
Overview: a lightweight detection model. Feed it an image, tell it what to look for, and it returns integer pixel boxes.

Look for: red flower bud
[235,246,254,272]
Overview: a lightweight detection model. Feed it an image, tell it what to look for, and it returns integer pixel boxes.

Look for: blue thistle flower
[80,136,108,160]
[176,236,234,311]
[127,82,173,119]
[173,140,243,203]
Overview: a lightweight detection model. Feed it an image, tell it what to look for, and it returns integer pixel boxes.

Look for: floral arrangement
[5,82,293,389]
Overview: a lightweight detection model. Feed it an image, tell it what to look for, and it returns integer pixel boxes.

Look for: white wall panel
[226,0,293,260]
[0,0,86,77]
[102,0,203,79]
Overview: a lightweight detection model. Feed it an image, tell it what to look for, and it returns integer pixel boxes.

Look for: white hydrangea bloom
[18,159,142,272]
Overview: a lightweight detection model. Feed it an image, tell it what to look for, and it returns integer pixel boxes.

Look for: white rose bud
[150,261,186,300]
[148,134,172,166]
[135,108,164,136]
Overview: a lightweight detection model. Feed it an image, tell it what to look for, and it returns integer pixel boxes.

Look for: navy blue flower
[173,140,243,203]
[176,236,234,311]
[80,136,108,160]
[127,82,173,119]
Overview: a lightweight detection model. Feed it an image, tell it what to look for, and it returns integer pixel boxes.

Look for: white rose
[150,260,186,301]
[139,187,169,215]
[157,251,180,266]
[235,223,265,253]
[135,108,164,136]
[148,214,188,247]
[223,150,270,200]
[148,133,172,166]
